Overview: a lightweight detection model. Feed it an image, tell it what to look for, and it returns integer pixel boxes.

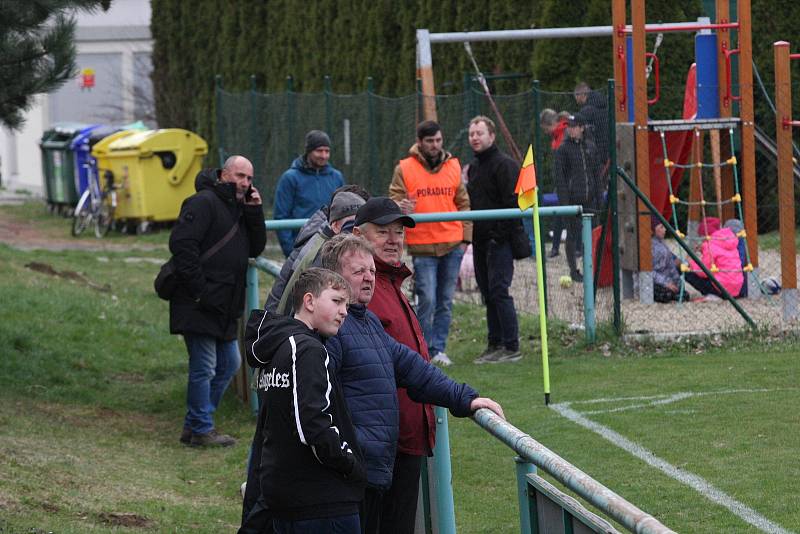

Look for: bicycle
[72,165,118,238]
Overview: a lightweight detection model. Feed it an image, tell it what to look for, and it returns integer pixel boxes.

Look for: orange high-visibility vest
[399,157,463,245]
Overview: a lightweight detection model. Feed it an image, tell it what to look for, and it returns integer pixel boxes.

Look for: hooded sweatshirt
[273,156,344,256]
[243,310,366,520]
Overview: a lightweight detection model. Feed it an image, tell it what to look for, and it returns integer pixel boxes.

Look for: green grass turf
[0,221,798,532]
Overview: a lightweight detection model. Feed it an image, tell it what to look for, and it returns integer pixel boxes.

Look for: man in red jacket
[353,196,434,534]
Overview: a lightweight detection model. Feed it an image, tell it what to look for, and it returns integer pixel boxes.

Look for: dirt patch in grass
[25,261,111,292]
[98,511,155,528]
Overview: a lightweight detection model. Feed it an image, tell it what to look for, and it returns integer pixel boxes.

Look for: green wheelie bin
[39,123,96,212]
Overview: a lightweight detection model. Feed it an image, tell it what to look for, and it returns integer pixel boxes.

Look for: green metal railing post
[608,79,622,334]
[532,80,549,314]
[582,214,596,343]
[324,75,333,137]
[431,406,456,534]
[245,264,260,416]
[286,75,295,166]
[215,75,225,166]
[515,457,536,534]
[367,77,377,194]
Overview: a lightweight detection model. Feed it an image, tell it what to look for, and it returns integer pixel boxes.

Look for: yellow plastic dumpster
[91,129,208,222]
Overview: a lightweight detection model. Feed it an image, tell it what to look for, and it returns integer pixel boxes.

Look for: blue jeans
[412,247,464,355]
[522,217,536,257]
[274,514,360,534]
[183,335,241,434]
[472,239,519,351]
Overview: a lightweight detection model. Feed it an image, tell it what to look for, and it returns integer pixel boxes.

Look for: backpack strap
[200,220,239,263]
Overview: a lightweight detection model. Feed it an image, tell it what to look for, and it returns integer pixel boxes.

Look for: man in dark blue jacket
[170,155,266,447]
[320,233,505,533]
[273,130,345,256]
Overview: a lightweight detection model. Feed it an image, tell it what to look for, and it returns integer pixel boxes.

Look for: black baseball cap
[354,197,416,228]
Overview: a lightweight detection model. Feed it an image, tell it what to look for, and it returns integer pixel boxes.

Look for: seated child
[241,268,366,534]
[651,217,682,302]
[723,218,748,297]
[685,221,744,299]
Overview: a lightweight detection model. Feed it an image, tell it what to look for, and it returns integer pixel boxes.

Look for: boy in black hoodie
[241,268,366,533]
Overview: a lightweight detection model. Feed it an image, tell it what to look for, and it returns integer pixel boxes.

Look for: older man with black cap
[274,129,345,256]
[554,111,603,281]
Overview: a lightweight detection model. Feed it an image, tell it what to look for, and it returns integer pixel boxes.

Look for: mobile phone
[245,185,254,201]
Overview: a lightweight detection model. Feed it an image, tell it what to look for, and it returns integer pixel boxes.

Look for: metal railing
[473,408,676,534]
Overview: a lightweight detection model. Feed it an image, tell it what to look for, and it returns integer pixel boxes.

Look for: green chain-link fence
[216,77,615,335]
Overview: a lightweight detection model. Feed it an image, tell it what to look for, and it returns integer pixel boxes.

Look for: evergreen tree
[531,0,588,92]
[0,0,109,129]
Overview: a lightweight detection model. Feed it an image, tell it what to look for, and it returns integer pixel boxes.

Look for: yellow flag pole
[531,187,551,405]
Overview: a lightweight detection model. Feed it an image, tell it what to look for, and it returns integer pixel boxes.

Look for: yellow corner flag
[515,145,537,210]
[516,145,551,405]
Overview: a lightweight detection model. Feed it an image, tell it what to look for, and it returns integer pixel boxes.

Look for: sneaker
[190,429,237,448]
[494,349,522,363]
[431,352,453,366]
[476,348,522,364]
[473,345,502,364]
[179,426,192,445]
[570,270,583,282]
[548,249,559,258]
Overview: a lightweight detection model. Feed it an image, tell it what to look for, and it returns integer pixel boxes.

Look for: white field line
[580,388,780,415]
[550,390,796,534]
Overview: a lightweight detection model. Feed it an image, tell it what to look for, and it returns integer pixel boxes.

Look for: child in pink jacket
[685,226,744,298]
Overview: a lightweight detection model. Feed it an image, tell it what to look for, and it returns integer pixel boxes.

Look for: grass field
[0,207,798,533]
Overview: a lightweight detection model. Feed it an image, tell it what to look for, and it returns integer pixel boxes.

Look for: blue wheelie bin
[71,125,118,198]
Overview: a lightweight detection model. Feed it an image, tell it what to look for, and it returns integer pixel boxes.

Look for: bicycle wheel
[71,191,92,236]
[94,203,114,238]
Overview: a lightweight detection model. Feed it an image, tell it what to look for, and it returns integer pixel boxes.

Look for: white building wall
[1,0,153,195]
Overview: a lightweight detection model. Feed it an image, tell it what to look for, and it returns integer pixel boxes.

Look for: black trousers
[360,488,383,534]
[379,454,423,534]
[472,239,519,351]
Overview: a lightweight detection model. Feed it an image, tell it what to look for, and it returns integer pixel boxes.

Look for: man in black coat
[466,115,522,365]
[170,155,267,447]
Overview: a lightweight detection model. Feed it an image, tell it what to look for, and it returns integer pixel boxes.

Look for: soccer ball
[559,275,573,289]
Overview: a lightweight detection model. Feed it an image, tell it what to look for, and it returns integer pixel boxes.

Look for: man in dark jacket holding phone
[169,155,267,447]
